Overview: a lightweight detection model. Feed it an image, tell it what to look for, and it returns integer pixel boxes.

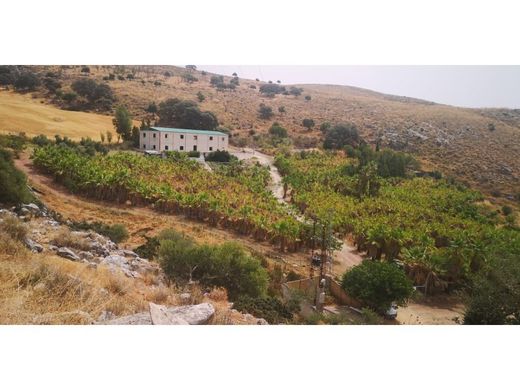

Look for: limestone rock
[149,303,189,325]
[57,247,80,261]
[24,237,44,253]
[102,312,152,325]
[166,303,215,325]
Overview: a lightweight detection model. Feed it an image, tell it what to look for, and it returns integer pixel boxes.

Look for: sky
[198,66,520,109]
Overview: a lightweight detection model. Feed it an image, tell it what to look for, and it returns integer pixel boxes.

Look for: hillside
[2,65,519,198]
[0,90,112,140]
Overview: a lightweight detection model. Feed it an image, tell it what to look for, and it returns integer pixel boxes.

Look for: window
[194,135,198,140]
[180,134,184,139]
[209,147,213,151]
[142,133,146,138]
[152,145,156,150]
[143,144,146,149]
[153,133,156,138]
[193,145,197,151]
[165,134,168,138]
[222,137,225,141]
[165,145,169,150]
[180,146,184,151]
[209,136,213,141]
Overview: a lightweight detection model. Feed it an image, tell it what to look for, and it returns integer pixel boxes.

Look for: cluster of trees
[210,75,236,91]
[70,78,115,110]
[269,122,288,138]
[0,66,41,91]
[205,150,236,163]
[158,98,219,130]
[323,122,361,149]
[157,230,269,299]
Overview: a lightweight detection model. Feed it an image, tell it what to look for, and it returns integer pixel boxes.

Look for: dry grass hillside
[0,90,113,140]
[3,65,519,198]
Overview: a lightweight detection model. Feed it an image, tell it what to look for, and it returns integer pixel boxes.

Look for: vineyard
[275,151,520,289]
[32,145,307,250]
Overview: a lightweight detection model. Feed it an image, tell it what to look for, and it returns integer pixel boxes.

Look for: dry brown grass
[0,90,113,141]
[49,227,91,251]
[0,214,28,242]
[0,249,175,324]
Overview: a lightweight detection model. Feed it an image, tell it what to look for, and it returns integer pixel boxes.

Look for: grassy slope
[0,90,112,140]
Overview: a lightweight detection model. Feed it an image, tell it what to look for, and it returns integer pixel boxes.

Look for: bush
[158,232,268,299]
[289,86,303,96]
[269,122,288,138]
[258,103,274,120]
[304,95,312,101]
[233,296,295,324]
[0,215,28,242]
[464,256,520,325]
[205,150,235,163]
[259,83,286,96]
[0,148,34,205]
[323,123,361,149]
[70,221,129,243]
[302,118,315,130]
[187,150,200,158]
[502,205,513,216]
[196,91,205,102]
[341,260,414,313]
[32,135,52,147]
[14,72,41,91]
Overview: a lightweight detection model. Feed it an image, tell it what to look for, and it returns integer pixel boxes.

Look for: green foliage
[182,73,198,83]
[158,98,218,130]
[158,234,269,299]
[196,91,205,102]
[112,105,133,141]
[464,252,520,324]
[233,296,295,324]
[205,150,235,162]
[0,148,34,205]
[32,145,304,248]
[32,134,52,147]
[269,122,288,138]
[71,79,114,109]
[145,102,158,114]
[320,122,331,132]
[258,103,274,119]
[323,123,360,149]
[501,205,513,216]
[289,86,303,96]
[342,260,414,312]
[302,118,315,130]
[304,95,311,101]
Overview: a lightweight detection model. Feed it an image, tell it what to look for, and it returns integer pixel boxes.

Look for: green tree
[464,256,520,324]
[158,98,219,130]
[197,91,205,102]
[112,105,133,141]
[14,72,41,91]
[302,118,315,130]
[0,148,34,205]
[341,261,414,313]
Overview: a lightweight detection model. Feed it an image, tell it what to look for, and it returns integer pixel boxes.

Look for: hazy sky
[198,66,520,109]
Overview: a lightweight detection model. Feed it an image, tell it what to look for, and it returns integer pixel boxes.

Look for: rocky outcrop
[100,303,215,325]
[56,247,81,261]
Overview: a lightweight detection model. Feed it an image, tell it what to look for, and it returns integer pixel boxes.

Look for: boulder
[149,303,189,325]
[166,303,215,325]
[101,312,152,325]
[78,251,95,261]
[57,247,81,261]
[24,238,44,253]
[22,203,40,214]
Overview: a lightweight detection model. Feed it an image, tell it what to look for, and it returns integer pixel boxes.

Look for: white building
[140,127,229,154]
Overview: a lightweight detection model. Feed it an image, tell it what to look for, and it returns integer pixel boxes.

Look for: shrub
[233,296,295,324]
[50,227,91,251]
[323,122,361,149]
[187,150,200,158]
[0,148,34,205]
[320,122,331,132]
[304,95,312,101]
[81,66,90,74]
[0,215,28,242]
[102,224,129,243]
[259,83,285,96]
[258,103,274,120]
[14,72,41,91]
[289,86,303,96]
[269,122,288,138]
[32,135,52,147]
[205,150,235,163]
[196,91,205,102]
[341,260,414,313]
[502,205,513,216]
[302,118,315,130]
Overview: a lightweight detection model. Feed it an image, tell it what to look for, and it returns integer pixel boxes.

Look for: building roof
[147,127,227,136]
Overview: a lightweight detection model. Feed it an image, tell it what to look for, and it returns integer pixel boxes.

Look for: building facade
[140,127,228,154]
